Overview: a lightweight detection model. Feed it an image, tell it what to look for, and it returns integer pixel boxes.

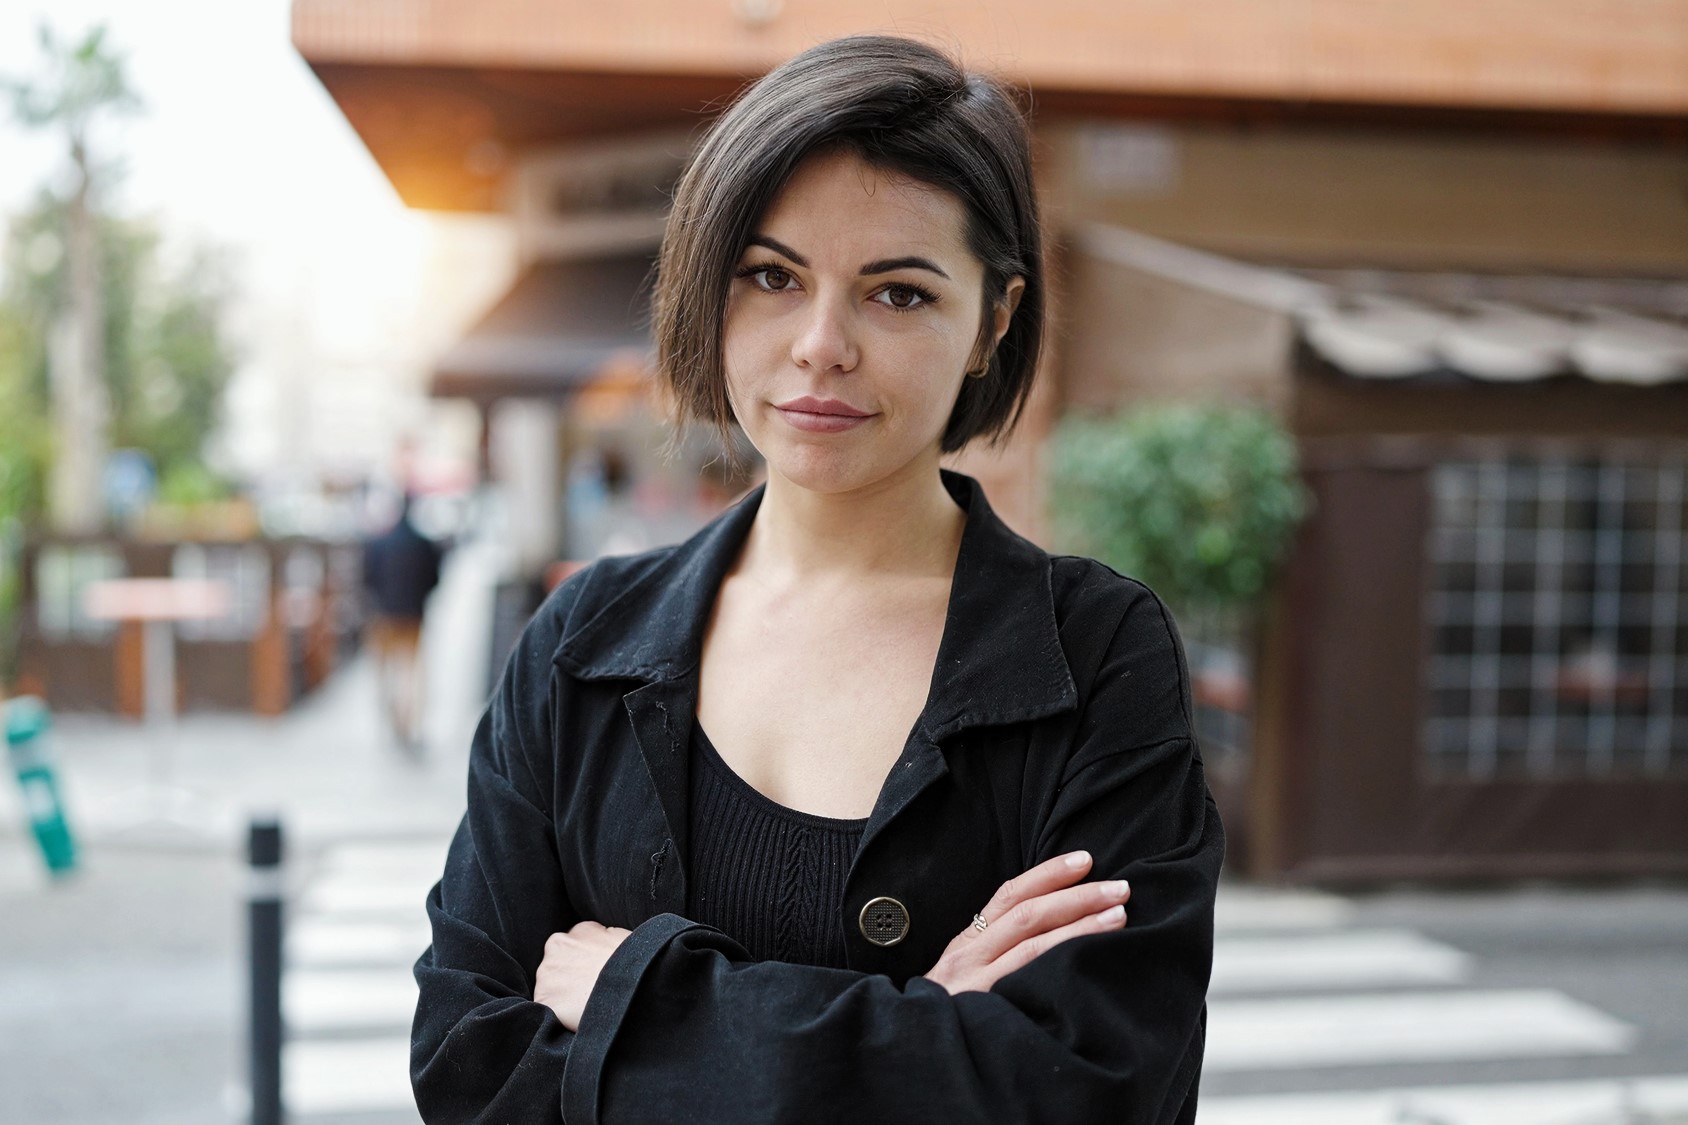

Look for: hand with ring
[921,851,1130,996]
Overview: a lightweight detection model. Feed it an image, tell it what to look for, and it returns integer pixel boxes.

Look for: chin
[765,441,946,501]
[750,434,883,496]
[764,450,873,495]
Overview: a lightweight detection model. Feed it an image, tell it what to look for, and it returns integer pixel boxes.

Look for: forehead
[752,149,972,264]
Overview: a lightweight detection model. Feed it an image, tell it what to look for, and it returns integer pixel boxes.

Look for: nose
[789,294,858,374]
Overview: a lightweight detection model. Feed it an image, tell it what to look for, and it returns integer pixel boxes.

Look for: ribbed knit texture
[686,722,867,968]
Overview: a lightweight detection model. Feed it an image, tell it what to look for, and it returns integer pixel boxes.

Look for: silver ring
[971,912,989,933]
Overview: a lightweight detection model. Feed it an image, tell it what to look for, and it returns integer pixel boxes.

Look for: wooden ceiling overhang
[293,0,1688,212]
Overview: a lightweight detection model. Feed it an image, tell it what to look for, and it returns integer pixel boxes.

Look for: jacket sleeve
[560,586,1224,1125]
[410,578,585,1124]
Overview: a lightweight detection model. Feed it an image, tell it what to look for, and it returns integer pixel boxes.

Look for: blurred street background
[2,1,1685,1122]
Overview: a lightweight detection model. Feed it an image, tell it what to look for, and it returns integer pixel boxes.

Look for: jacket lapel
[855,470,1080,852]
[557,487,764,916]
[622,678,696,912]
[553,469,1082,891]
[917,470,1078,742]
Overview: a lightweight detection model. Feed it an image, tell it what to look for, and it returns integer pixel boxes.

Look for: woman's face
[722,147,1019,498]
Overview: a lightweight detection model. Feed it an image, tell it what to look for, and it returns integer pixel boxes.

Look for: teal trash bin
[4,695,78,876]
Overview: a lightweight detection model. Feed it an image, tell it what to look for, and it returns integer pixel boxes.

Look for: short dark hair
[653,34,1045,457]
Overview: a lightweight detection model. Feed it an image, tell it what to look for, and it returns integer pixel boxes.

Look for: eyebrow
[746,235,952,281]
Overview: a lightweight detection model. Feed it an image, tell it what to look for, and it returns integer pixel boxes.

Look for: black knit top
[686,722,868,969]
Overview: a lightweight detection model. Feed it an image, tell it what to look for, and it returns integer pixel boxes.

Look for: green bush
[1048,402,1310,615]
[155,459,232,507]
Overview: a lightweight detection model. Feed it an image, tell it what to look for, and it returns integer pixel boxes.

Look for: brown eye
[873,283,935,311]
[758,267,794,291]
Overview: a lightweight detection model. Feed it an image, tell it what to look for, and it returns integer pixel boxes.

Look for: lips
[774,396,876,434]
[775,396,872,417]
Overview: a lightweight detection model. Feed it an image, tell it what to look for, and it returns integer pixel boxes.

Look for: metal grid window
[1425,456,1688,779]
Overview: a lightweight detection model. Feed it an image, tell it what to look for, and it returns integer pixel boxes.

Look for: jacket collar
[555,468,1078,738]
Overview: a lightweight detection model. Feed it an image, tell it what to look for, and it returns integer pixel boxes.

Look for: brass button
[858,896,910,947]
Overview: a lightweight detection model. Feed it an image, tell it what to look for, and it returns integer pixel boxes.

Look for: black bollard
[248,817,285,1125]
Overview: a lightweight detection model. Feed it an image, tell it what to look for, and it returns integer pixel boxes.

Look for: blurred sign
[104,448,157,525]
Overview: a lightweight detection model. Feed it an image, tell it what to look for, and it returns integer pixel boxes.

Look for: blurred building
[291,0,1688,880]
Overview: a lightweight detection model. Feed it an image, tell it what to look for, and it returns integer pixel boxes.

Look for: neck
[740,460,966,585]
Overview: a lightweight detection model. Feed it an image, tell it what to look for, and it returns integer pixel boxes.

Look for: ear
[991,275,1027,348]
[966,276,1030,375]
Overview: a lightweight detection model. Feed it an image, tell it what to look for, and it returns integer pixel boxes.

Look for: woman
[412,35,1223,1125]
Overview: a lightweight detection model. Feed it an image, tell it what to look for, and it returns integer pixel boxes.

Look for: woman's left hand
[534,921,631,1031]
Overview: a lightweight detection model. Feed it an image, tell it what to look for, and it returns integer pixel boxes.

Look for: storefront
[1065,226,1688,879]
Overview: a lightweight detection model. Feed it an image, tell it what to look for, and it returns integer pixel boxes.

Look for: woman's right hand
[921,850,1130,996]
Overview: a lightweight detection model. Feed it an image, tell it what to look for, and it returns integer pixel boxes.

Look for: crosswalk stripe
[302,876,434,915]
[1210,929,1471,995]
[313,844,449,897]
[1197,1073,1688,1124]
[1214,886,1356,934]
[290,918,432,967]
[285,842,443,1118]
[1205,989,1635,1072]
[285,1037,415,1115]
[286,969,418,1033]
[316,840,450,874]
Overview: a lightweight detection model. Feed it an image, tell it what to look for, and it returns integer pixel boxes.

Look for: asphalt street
[1255,881,1688,1095]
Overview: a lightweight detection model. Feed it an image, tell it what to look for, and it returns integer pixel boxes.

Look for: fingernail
[1096,904,1125,923]
[1065,851,1091,869]
[1104,880,1130,899]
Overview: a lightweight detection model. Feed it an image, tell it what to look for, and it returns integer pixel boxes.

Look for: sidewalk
[9,651,476,855]
[0,537,499,1125]
[2,532,502,861]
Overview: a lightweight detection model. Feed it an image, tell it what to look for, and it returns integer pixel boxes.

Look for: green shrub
[155,460,232,507]
[1048,402,1310,615]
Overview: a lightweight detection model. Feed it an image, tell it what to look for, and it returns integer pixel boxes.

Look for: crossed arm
[412,588,1222,1124]
[414,731,1218,1123]
[535,848,1132,1030]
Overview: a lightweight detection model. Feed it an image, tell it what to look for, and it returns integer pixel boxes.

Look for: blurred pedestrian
[361,491,443,756]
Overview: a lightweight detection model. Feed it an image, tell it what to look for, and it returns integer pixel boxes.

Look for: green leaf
[1047,401,1311,617]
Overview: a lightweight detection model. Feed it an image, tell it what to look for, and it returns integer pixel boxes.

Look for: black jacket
[363,510,444,619]
[412,469,1223,1124]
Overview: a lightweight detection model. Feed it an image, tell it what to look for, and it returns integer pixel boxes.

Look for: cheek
[721,302,782,374]
[719,312,753,396]
[720,343,755,408]
[922,377,969,438]
[894,328,973,408]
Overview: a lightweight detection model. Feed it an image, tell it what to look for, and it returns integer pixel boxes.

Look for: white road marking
[1205,989,1635,1072]
[1197,1073,1688,1124]
[301,875,435,915]
[1214,886,1356,934]
[285,969,418,1033]
[285,1037,416,1115]
[290,918,432,967]
[316,840,450,880]
[282,840,450,1118]
[1211,929,1472,995]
